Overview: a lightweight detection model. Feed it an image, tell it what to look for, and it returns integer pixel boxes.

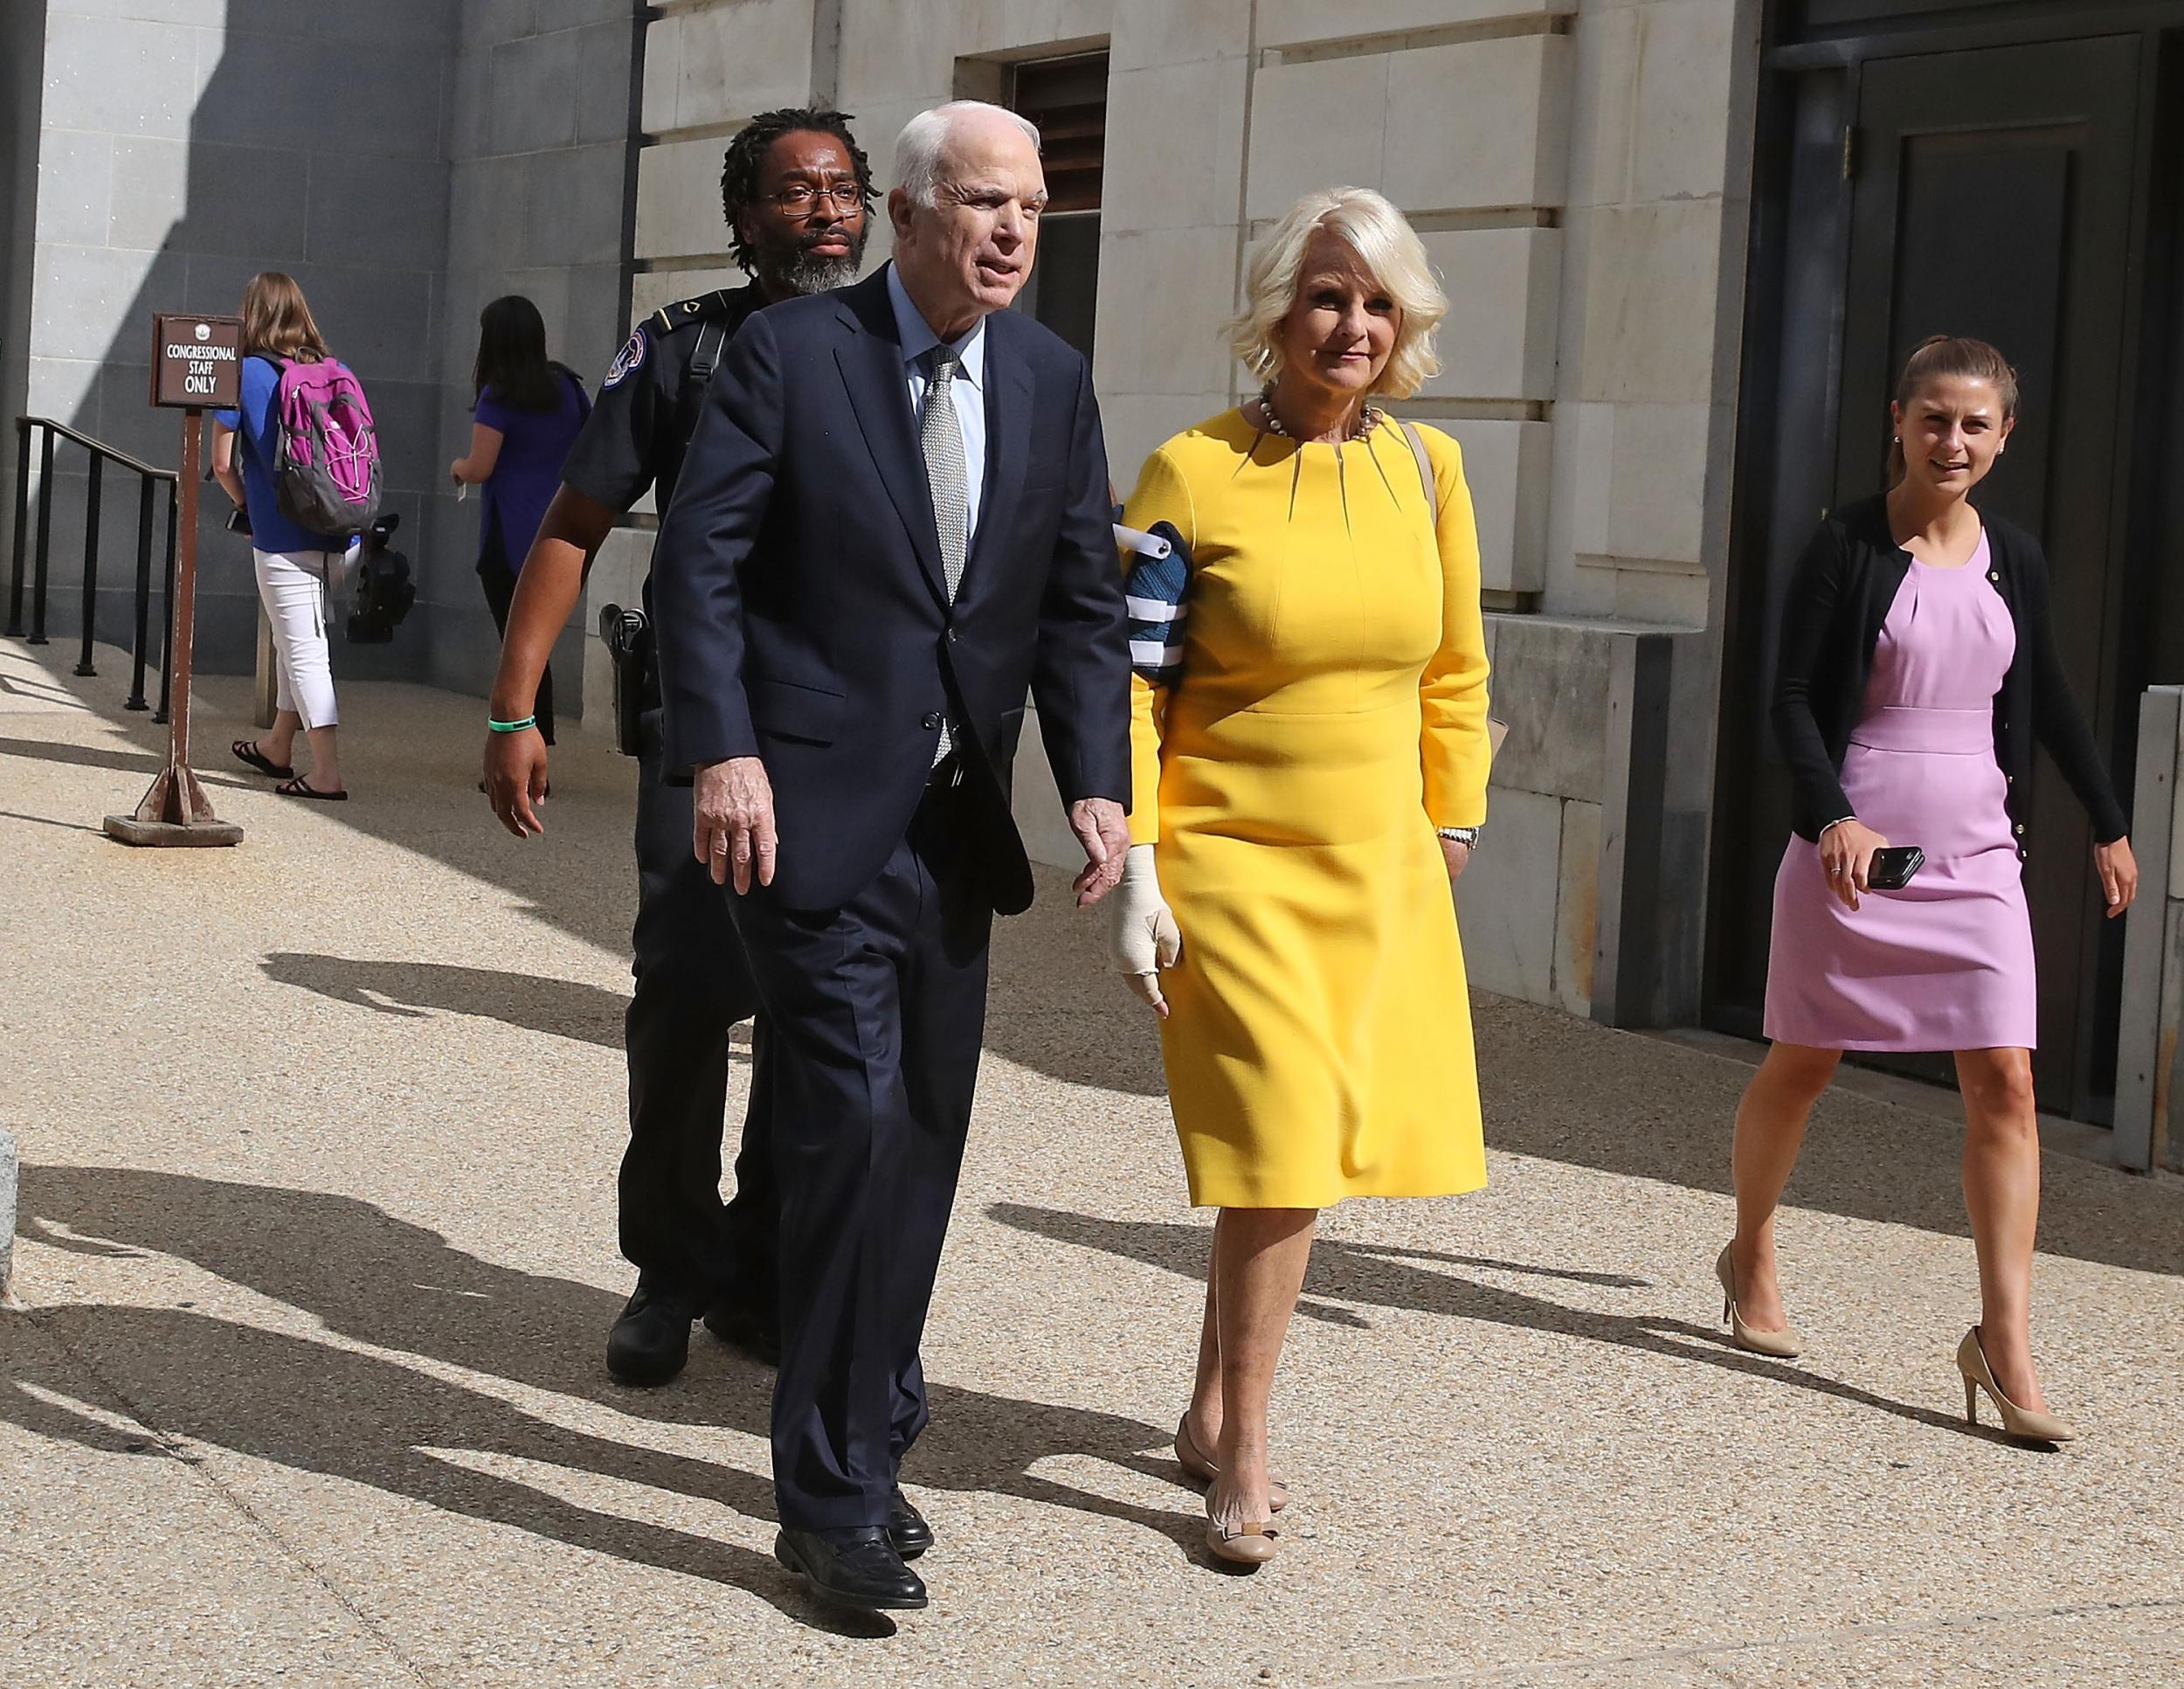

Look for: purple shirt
[475,370,589,574]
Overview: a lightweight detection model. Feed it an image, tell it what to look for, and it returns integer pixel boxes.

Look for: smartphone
[1867,845,1925,891]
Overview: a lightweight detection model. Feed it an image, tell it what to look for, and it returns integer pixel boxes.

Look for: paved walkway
[3,637,2182,1688]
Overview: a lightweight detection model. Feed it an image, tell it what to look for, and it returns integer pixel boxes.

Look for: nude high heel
[1956,1326,2078,1444]
[1715,1244,1805,1359]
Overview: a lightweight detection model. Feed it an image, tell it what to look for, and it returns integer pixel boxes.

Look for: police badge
[602,327,646,391]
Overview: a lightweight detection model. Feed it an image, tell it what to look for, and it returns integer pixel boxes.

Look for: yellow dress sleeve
[1118,445,1197,845]
[1415,427,1491,828]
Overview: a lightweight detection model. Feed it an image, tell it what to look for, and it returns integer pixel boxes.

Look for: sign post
[106,313,245,847]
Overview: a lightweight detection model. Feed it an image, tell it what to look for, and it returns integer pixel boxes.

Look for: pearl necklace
[1255,386,1384,443]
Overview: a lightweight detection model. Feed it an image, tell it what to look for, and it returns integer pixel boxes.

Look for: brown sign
[150,312,243,409]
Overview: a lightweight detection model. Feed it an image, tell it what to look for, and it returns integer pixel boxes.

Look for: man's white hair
[893,101,1041,208]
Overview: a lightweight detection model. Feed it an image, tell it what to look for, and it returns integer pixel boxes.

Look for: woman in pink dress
[1721,336,2138,1443]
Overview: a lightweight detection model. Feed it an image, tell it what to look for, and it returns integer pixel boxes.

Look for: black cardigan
[1771,494,2128,855]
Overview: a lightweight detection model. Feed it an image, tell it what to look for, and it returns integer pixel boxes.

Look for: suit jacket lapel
[965,315,1033,596]
[833,273,948,605]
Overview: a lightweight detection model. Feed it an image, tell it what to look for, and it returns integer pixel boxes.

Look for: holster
[598,603,656,758]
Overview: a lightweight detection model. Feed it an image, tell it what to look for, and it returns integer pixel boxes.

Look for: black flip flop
[232,739,294,779]
[274,775,348,802]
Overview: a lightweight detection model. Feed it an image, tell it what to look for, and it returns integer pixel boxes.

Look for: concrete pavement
[3,636,2181,1688]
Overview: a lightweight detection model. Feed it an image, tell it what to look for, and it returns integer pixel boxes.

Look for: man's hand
[484,726,549,837]
[694,757,778,893]
[1068,797,1130,908]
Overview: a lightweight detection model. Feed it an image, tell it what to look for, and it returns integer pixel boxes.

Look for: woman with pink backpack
[212,271,383,800]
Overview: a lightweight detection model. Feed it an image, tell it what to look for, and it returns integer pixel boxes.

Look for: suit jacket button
[921,712,942,730]
[2015,823,2026,835]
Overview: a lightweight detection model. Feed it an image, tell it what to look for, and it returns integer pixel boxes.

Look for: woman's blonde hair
[1227,187,1445,399]
[238,271,328,364]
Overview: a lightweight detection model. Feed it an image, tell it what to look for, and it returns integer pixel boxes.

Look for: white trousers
[252,549,339,730]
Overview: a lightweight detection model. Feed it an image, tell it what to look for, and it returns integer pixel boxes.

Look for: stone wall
[428,0,637,708]
[0,2,51,597]
[0,0,641,713]
[2114,686,2184,1173]
[615,0,1759,1024]
[3,0,457,682]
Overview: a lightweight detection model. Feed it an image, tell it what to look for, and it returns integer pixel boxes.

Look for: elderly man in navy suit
[649,100,1131,1612]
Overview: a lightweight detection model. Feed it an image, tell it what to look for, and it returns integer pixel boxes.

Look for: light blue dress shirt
[886,262,988,554]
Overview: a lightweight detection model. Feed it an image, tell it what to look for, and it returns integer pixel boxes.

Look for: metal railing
[6,416,181,719]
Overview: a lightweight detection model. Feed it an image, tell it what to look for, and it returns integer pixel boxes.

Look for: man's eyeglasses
[770,183,865,215]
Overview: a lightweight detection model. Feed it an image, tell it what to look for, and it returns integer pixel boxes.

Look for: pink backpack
[268,355,383,536]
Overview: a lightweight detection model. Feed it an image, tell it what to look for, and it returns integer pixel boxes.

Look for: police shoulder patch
[602,327,647,391]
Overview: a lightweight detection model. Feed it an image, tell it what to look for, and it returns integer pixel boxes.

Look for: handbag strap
[1400,419,1437,526]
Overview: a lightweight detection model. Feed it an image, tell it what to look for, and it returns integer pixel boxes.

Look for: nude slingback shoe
[1957,1326,2078,1444]
[1174,1416,1289,1512]
[1715,1244,1805,1359]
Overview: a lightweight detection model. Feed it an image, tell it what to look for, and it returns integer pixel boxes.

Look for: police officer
[482,108,874,1387]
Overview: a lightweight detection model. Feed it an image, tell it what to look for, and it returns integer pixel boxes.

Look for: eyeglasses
[769,183,865,214]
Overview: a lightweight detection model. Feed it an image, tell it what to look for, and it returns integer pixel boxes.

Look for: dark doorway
[1712,7,2184,1122]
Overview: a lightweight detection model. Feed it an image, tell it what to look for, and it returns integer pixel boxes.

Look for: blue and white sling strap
[1119,517,1190,681]
[1116,422,1440,685]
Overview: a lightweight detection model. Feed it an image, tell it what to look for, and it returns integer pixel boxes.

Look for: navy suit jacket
[650,267,1132,915]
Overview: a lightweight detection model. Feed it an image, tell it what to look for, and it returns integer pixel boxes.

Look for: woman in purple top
[452,296,590,745]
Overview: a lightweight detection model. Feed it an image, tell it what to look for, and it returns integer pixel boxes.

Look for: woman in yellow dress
[1108,186,1493,1567]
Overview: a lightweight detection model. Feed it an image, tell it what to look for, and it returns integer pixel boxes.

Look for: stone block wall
[0,0,639,715]
[2114,687,2184,1173]
[619,0,1758,1025]
[0,2,51,604]
[2,0,458,682]
[429,0,637,708]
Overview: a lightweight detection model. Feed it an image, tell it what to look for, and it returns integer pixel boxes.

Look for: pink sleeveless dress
[1764,532,2037,1051]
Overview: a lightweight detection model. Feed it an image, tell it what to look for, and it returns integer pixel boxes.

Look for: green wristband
[487,715,537,734]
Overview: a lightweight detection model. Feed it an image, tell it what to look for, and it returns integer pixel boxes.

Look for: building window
[1006,52,1106,365]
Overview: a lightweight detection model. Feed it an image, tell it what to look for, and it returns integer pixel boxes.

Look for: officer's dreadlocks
[721,107,875,295]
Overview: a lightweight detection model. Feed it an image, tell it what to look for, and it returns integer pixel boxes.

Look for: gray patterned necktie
[920,345,967,764]
[920,346,968,600]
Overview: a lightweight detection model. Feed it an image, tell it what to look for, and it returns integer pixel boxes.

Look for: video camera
[346,511,416,644]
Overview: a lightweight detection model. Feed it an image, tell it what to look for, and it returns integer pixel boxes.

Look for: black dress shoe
[886,1485,933,1560]
[774,1526,927,1611]
[605,1281,696,1387]
[703,1299,782,1368]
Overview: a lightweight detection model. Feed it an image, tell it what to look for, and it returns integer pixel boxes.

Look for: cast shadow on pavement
[0,731,253,787]
[260,952,636,1052]
[1468,998,2184,1279]
[10,1165,1203,1629]
[988,1204,2005,1443]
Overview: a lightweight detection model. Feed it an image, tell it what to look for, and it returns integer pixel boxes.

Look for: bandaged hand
[1107,843,1182,1018]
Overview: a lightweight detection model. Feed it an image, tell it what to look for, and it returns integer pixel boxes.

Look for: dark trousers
[726,782,992,1530]
[477,561,555,744]
[622,710,778,1314]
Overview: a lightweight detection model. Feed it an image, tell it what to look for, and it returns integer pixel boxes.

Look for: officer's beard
[764,225,870,298]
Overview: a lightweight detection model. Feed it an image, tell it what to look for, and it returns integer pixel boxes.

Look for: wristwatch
[1437,826,1481,851]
